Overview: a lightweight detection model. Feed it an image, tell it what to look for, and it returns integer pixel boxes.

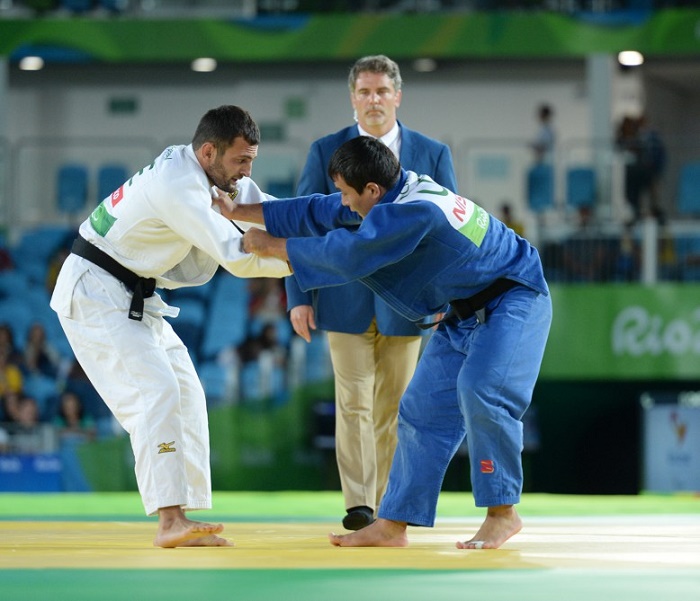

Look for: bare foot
[328,518,408,547]
[178,533,233,548]
[456,505,522,550]
[154,506,231,548]
[154,520,228,548]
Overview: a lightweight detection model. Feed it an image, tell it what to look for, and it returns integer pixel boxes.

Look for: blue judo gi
[261,169,552,526]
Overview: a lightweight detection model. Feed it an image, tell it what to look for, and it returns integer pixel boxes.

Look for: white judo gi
[50,144,291,516]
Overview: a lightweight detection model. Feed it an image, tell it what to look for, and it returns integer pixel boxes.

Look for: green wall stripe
[1,10,700,63]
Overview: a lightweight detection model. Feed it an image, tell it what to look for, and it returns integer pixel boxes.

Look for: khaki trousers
[327,319,422,513]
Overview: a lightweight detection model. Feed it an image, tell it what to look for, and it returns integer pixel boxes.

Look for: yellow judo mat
[1,492,699,601]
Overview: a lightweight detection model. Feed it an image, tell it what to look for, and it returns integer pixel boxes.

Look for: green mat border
[0,491,698,521]
[5,568,700,601]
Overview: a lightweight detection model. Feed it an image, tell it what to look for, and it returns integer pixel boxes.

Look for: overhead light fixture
[413,58,437,73]
[19,56,44,71]
[191,57,217,73]
[618,50,644,67]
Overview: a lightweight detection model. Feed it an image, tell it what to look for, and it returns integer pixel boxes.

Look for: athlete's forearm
[230,202,265,224]
[211,187,266,224]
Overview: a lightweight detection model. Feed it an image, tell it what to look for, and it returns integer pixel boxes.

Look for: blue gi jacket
[287,123,457,335]
[264,170,548,324]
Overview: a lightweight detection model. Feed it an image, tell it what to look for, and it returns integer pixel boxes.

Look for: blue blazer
[286,122,457,335]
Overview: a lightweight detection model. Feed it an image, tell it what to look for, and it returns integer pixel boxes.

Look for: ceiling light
[191,58,217,72]
[618,51,644,67]
[19,56,44,71]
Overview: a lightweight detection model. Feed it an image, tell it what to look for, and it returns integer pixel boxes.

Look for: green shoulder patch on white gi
[398,174,490,247]
[89,200,117,237]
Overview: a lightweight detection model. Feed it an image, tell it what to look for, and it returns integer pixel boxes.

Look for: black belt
[71,235,156,321]
[419,278,521,330]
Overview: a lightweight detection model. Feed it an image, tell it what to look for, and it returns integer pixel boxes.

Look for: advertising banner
[0,454,62,492]
[641,391,700,492]
[541,284,700,380]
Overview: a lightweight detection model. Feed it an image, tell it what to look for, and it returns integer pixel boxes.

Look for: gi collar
[379,168,408,206]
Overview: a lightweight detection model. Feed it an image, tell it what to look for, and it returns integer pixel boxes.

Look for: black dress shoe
[342,506,375,531]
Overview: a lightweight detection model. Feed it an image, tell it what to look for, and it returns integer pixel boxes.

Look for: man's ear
[200,142,216,162]
[365,182,382,198]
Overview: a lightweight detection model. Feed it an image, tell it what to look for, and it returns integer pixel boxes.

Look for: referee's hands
[289,305,316,343]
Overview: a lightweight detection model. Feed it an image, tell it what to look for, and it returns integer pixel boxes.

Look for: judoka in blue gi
[217,136,552,550]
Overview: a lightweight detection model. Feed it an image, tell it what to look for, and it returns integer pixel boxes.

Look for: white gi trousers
[55,257,211,516]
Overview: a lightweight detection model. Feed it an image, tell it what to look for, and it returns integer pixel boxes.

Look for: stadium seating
[566,166,597,208]
[56,164,89,218]
[677,161,700,216]
[526,163,554,213]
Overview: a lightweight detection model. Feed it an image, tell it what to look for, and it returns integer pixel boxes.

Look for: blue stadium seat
[677,161,700,216]
[526,163,554,213]
[675,235,700,281]
[200,275,250,360]
[0,269,31,301]
[566,166,597,208]
[166,297,207,358]
[198,360,232,406]
[0,297,35,348]
[57,163,89,217]
[10,224,74,285]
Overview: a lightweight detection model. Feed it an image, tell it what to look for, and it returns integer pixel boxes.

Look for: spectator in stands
[0,348,24,406]
[14,394,40,428]
[247,277,287,325]
[500,202,525,238]
[0,239,13,272]
[1,390,22,424]
[237,322,287,366]
[61,359,105,421]
[21,322,62,379]
[530,103,555,164]
[54,390,96,442]
[54,389,94,492]
[0,424,9,453]
[615,113,667,224]
[0,324,22,364]
[10,394,51,454]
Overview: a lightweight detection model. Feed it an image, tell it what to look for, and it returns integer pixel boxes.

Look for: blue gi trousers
[378,286,552,526]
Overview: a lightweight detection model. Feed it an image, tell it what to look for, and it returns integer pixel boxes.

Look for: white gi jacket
[51,144,291,319]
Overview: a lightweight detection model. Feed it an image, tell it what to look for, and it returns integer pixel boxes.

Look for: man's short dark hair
[328,136,401,194]
[192,105,260,153]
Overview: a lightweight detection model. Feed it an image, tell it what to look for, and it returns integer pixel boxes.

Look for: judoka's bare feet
[456,505,522,550]
[177,533,232,548]
[328,518,408,547]
[154,506,232,548]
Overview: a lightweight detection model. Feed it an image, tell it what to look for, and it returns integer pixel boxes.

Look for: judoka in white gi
[50,106,291,548]
[215,136,552,551]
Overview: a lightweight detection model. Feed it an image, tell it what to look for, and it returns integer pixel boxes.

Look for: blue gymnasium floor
[0,491,698,601]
